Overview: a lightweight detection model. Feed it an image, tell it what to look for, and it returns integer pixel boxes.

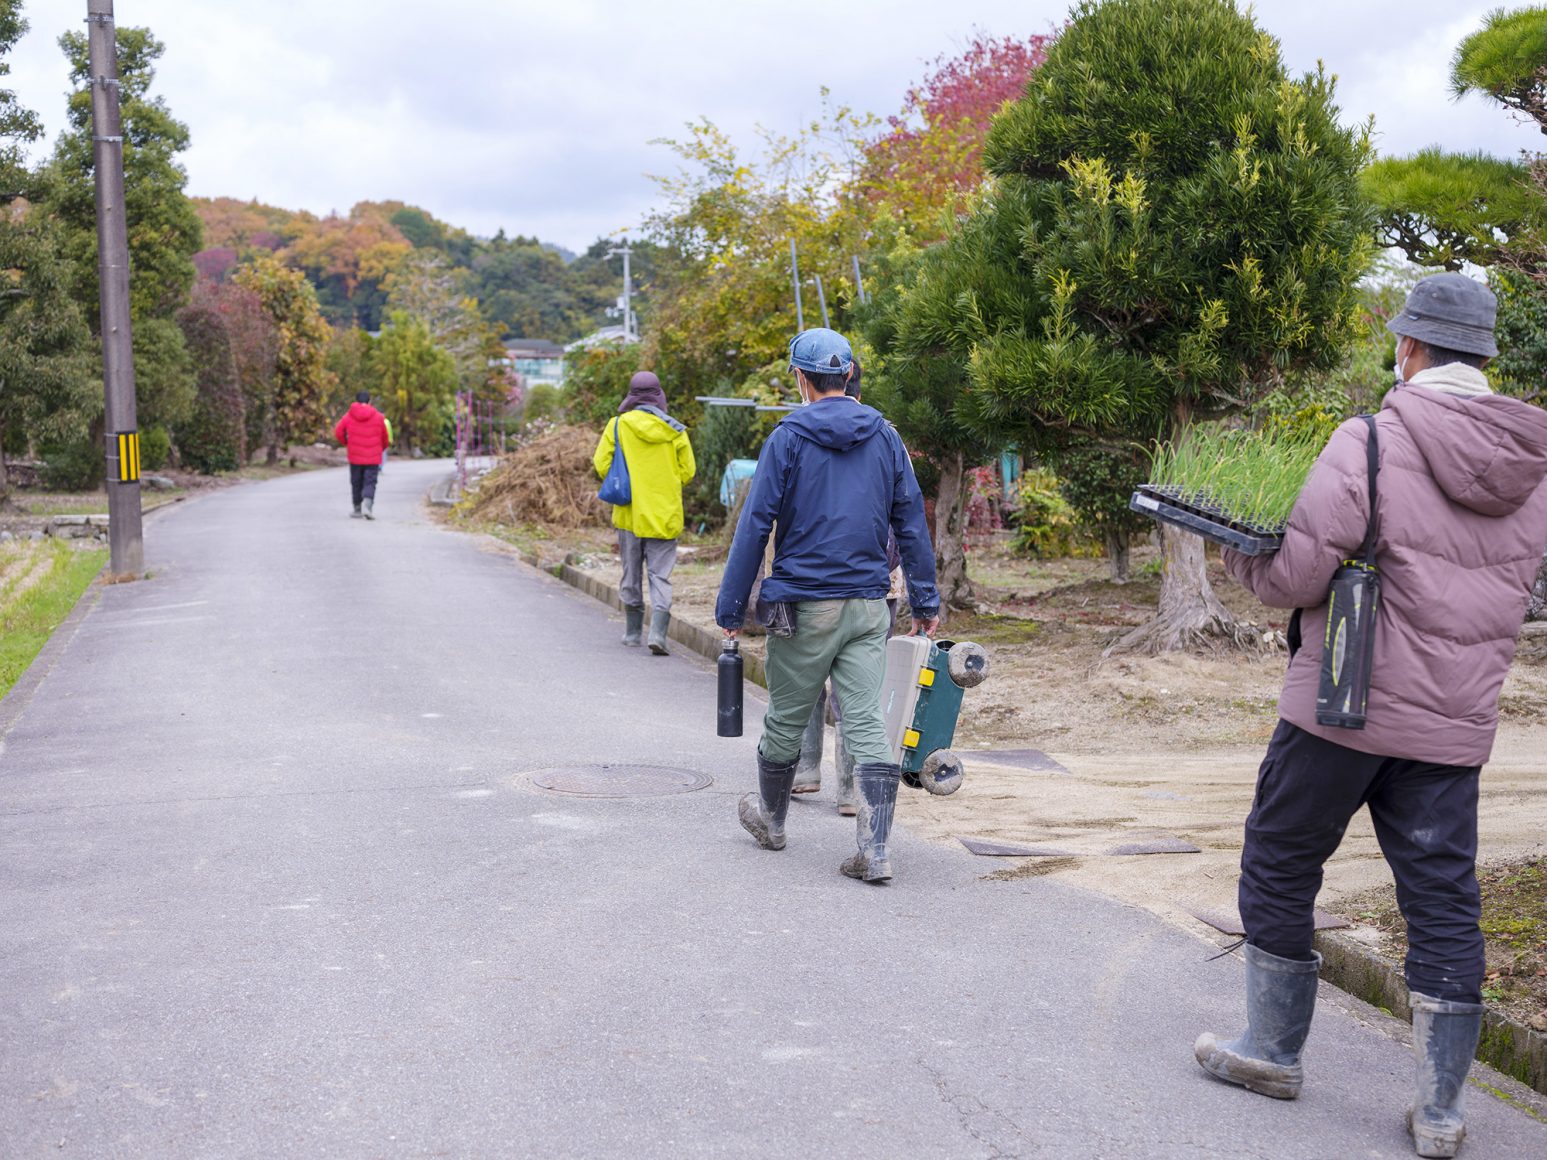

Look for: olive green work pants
[759,599,892,766]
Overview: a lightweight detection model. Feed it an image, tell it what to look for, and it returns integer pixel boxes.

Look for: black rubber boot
[834,732,856,816]
[1408,992,1484,1158]
[841,762,900,883]
[738,752,797,850]
[621,605,644,646]
[1196,943,1321,1099]
[793,690,825,794]
[647,609,670,655]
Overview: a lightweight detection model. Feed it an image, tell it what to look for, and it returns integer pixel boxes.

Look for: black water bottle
[717,639,743,737]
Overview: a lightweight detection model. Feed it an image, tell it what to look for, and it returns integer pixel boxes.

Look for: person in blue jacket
[716,327,940,884]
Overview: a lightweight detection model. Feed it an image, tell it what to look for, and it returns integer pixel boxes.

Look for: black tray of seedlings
[1128,484,1284,556]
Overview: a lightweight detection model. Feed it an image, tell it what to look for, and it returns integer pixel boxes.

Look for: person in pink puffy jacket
[1195,274,1547,1159]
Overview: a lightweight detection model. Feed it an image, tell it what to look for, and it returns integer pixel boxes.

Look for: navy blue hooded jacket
[714,397,940,628]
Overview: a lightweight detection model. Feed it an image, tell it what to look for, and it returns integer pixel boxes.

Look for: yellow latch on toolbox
[903,728,921,749]
[917,668,935,688]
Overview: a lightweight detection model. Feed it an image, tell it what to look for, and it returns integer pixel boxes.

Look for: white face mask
[1394,337,1410,385]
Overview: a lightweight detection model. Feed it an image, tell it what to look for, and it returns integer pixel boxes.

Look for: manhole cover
[528,764,712,798]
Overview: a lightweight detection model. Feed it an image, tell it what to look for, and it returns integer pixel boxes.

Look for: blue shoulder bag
[597,416,632,505]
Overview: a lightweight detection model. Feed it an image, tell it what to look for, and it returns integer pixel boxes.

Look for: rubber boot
[647,609,670,655]
[841,762,900,883]
[363,497,375,520]
[793,690,826,794]
[1407,992,1484,1158]
[738,752,797,850]
[1195,943,1322,1099]
[621,605,645,646]
[351,503,363,519]
[835,732,857,816]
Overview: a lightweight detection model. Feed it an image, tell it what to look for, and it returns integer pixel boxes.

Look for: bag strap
[613,416,625,466]
[1358,414,1379,567]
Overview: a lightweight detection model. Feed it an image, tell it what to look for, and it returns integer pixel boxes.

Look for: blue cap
[788,328,853,376]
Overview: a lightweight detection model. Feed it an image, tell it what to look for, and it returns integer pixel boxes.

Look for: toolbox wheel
[946,641,989,688]
[919,749,964,796]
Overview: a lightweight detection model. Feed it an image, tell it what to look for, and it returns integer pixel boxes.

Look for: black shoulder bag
[1292,415,1380,729]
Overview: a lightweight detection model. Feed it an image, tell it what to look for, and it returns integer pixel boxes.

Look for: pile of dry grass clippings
[461,425,611,529]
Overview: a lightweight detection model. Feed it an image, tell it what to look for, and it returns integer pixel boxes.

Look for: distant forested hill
[191,197,654,342]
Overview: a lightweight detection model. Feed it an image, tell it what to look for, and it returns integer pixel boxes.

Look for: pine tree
[908,0,1374,650]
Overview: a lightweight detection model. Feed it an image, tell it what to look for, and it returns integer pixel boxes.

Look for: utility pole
[788,238,804,331]
[813,274,830,329]
[87,0,142,575]
[607,242,635,341]
[851,254,867,305]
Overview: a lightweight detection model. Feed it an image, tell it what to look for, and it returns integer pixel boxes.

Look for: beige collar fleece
[1409,363,1493,399]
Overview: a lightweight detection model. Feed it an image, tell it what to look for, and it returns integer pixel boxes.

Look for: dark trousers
[1239,720,1483,1003]
[349,464,380,507]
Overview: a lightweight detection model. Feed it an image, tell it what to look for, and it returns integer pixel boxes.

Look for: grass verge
[0,540,107,700]
[1345,857,1547,1032]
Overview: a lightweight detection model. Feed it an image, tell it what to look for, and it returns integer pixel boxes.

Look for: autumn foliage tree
[234,255,334,463]
[858,32,1053,239]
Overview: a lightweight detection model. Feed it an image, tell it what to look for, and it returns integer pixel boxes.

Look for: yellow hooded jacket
[593,407,696,539]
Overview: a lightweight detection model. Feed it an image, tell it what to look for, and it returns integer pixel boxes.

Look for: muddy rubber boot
[1407,992,1484,1158]
[363,497,375,520]
[621,605,645,647]
[1195,943,1321,1099]
[351,503,363,519]
[793,691,826,794]
[738,752,797,850]
[841,762,900,883]
[647,609,670,655]
[835,732,857,816]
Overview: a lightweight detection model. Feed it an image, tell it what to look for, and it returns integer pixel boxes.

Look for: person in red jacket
[333,391,392,519]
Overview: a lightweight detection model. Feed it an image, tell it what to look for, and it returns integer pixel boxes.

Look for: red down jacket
[334,402,391,466]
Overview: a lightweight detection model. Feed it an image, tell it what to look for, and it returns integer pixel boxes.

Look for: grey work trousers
[617,529,677,611]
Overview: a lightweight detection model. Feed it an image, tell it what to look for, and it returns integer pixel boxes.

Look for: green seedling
[1147,425,1326,533]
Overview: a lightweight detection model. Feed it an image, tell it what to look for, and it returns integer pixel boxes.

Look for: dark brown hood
[1385,385,1547,517]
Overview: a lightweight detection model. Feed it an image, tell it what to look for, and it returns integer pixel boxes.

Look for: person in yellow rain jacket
[592,372,696,654]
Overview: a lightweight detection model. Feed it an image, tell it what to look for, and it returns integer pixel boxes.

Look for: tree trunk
[933,448,975,610]
[1105,528,1131,584]
[1107,524,1262,654]
[1528,548,1547,622]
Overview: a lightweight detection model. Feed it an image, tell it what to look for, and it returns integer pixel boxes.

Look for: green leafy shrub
[39,433,102,490]
[522,383,563,425]
[139,426,171,471]
[1009,469,1097,558]
[690,402,760,521]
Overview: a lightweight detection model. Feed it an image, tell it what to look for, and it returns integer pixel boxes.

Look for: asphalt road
[2,460,1544,1159]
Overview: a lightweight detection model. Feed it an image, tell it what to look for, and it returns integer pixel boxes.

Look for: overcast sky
[7,1,1542,251]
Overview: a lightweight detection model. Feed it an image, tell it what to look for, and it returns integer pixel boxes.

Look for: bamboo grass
[1147,425,1326,533]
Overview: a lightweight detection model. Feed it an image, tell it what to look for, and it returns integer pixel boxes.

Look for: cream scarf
[1408,363,1493,399]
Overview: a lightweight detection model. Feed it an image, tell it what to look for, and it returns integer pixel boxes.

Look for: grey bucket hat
[1386,272,1498,358]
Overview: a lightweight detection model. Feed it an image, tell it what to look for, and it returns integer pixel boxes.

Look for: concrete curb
[518,515,1547,1100]
[1316,929,1547,1097]
[549,557,767,687]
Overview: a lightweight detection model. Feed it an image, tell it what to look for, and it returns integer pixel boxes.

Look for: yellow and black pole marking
[114,430,141,484]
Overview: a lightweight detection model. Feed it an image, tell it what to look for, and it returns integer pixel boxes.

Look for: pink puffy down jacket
[1226,383,1547,767]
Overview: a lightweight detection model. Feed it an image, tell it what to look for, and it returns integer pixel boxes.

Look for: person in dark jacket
[333,392,392,519]
[1195,273,1547,1159]
[716,328,939,884]
[792,358,906,816]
